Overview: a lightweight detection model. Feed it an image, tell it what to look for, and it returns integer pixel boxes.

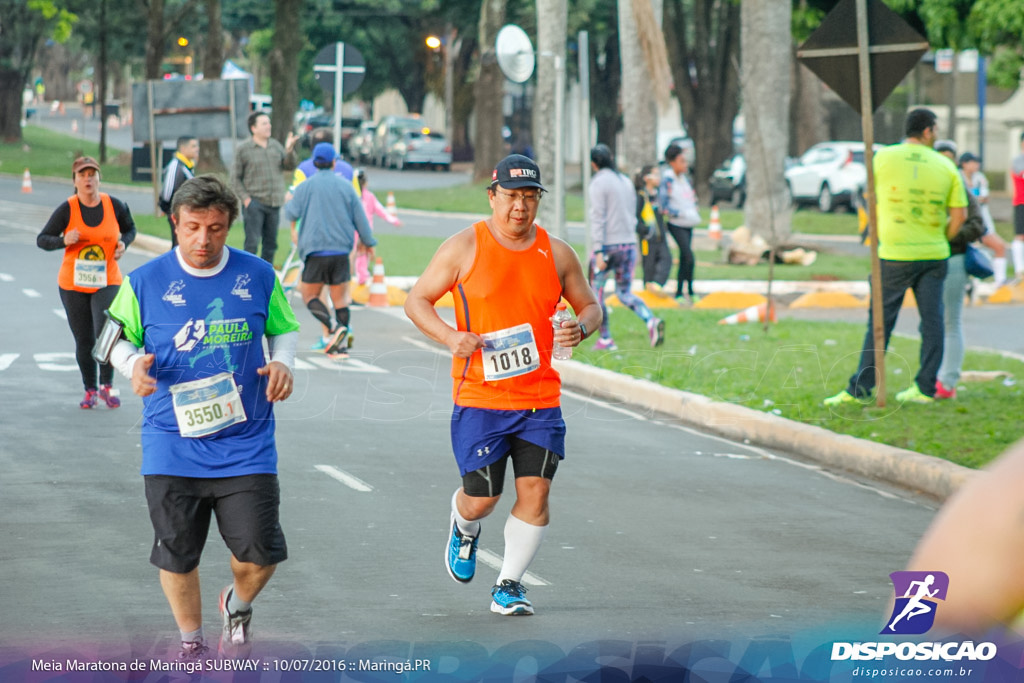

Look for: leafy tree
[970,0,1024,89]
[0,0,76,141]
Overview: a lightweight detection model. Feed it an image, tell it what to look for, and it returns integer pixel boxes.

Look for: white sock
[497,514,548,584]
[994,257,1008,286]
[1012,241,1024,275]
[451,489,480,537]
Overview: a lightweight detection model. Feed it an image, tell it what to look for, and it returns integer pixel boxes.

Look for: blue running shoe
[490,579,533,615]
[310,337,329,351]
[446,513,478,583]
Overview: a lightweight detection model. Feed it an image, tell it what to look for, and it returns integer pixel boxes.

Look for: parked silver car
[385,127,452,171]
[370,115,424,167]
[350,121,376,165]
[784,141,881,213]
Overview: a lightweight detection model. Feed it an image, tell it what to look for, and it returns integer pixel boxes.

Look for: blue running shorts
[450,405,565,478]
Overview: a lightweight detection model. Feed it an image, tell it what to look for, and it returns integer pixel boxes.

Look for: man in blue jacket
[284,142,376,357]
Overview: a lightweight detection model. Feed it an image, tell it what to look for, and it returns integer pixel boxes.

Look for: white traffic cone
[21,169,32,194]
[71,119,78,133]
[368,258,388,307]
[386,192,397,218]
[708,204,722,241]
[717,302,776,325]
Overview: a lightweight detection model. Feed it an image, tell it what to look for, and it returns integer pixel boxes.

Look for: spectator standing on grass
[658,144,701,305]
[932,140,988,400]
[231,111,298,264]
[959,151,1009,287]
[635,164,672,291]
[824,108,967,406]
[588,144,665,351]
[159,136,198,248]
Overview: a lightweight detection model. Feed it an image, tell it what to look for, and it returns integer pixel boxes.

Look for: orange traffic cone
[21,169,32,193]
[386,192,397,218]
[717,302,776,325]
[368,258,388,307]
[708,204,722,241]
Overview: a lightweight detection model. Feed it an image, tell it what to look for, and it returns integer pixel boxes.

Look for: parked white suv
[784,141,880,213]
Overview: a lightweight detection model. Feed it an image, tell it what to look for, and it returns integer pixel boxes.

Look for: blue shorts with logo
[450,405,565,477]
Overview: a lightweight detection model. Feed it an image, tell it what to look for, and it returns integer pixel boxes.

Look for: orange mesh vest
[450,221,563,409]
[58,194,124,292]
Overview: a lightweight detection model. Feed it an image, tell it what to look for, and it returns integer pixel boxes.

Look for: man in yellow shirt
[825,108,967,405]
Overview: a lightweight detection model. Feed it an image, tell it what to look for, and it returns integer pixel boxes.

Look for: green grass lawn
[571,309,1024,470]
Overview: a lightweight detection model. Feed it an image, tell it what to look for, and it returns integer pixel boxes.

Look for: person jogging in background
[588,143,664,350]
[160,136,198,248]
[404,154,601,616]
[104,175,300,660]
[284,143,376,357]
[37,156,136,409]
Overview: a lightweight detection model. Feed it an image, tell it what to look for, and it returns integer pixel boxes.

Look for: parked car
[385,127,452,171]
[710,154,746,207]
[350,121,377,165]
[296,114,362,155]
[784,141,881,213]
[370,115,424,167]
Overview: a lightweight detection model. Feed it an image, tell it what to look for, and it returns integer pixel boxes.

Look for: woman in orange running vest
[37,156,136,408]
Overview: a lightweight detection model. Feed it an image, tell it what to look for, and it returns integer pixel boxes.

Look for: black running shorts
[301,253,351,285]
[461,436,559,498]
[145,474,287,573]
[1015,205,1024,237]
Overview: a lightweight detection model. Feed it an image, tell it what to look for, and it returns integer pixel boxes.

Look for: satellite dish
[495,25,535,83]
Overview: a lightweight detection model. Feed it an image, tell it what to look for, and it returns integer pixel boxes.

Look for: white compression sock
[1012,240,1024,275]
[497,514,548,584]
[451,488,480,537]
[994,257,1008,286]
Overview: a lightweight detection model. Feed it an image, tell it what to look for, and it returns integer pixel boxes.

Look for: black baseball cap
[491,154,545,191]
[959,151,980,165]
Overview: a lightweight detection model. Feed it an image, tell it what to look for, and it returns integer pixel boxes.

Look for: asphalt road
[0,211,941,674]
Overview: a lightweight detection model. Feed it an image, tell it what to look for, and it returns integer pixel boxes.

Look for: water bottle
[551,303,574,361]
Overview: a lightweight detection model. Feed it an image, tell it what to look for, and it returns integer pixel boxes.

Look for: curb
[555,360,975,502]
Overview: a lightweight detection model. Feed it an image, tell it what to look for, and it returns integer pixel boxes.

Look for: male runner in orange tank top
[405,155,601,615]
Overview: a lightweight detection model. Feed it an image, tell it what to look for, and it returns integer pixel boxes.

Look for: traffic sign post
[313,42,366,154]
[797,0,928,407]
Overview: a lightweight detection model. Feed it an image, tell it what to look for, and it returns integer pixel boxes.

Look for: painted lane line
[0,354,19,371]
[476,549,550,587]
[53,308,67,320]
[315,464,373,492]
[305,356,389,373]
[33,352,78,372]
[0,273,13,282]
[22,289,42,298]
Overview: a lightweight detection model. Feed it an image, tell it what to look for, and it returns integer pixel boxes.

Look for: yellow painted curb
[433,291,455,308]
[606,289,680,309]
[693,291,767,310]
[351,283,408,307]
[790,292,867,309]
[902,289,916,309]
[987,285,1014,304]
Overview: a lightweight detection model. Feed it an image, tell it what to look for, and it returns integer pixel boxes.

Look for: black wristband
[579,322,588,339]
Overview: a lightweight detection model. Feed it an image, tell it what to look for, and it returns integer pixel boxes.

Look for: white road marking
[0,273,13,282]
[53,308,67,320]
[0,354,19,371]
[22,289,42,298]
[305,356,389,373]
[292,357,317,370]
[33,352,78,371]
[476,549,550,587]
[315,464,373,492]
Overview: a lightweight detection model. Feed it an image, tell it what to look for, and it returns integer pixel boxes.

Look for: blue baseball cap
[312,142,337,165]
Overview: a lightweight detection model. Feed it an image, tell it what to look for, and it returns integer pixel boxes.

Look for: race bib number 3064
[169,372,247,438]
[480,323,540,381]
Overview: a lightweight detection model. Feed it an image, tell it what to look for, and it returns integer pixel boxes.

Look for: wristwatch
[579,322,588,340]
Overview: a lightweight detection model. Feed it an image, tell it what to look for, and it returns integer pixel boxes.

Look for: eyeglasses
[493,188,542,204]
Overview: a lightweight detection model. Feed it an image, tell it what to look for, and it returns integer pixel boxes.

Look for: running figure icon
[886,573,940,633]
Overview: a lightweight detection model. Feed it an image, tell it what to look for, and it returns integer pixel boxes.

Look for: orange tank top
[451,221,563,409]
[58,194,124,292]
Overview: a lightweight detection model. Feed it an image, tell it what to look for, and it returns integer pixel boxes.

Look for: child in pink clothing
[354,169,401,284]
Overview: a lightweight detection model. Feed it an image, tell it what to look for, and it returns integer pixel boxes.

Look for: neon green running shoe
[895,384,934,404]
[823,390,859,406]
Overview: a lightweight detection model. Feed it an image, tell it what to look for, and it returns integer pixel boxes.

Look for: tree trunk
[269,0,302,144]
[947,51,958,142]
[199,0,226,172]
[590,33,621,151]
[533,0,567,233]
[144,0,165,80]
[473,0,506,181]
[618,0,660,174]
[741,0,792,244]
[0,68,23,141]
[99,0,109,163]
[789,57,827,157]
[664,0,741,201]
